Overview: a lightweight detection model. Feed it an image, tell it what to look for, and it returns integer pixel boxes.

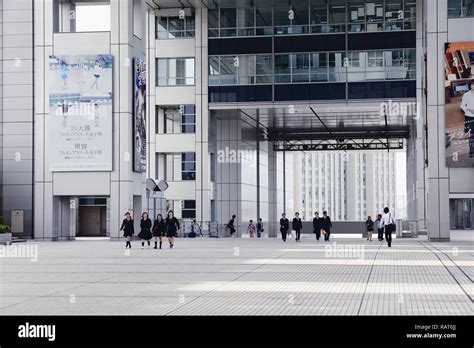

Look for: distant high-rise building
[294,152,404,221]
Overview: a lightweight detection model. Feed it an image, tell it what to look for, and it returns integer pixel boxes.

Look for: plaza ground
[0,235,472,315]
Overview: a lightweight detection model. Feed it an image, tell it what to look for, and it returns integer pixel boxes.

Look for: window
[182,200,196,219]
[182,153,196,181]
[275,55,291,83]
[448,0,474,17]
[347,49,416,81]
[220,8,237,36]
[256,6,273,35]
[349,1,385,32]
[54,1,111,33]
[161,105,196,134]
[274,4,310,35]
[208,55,273,85]
[384,0,404,31]
[181,105,196,133]
[292,53,311,82]
[156,11,196,38]
[450,199,473,229]
[310,1,329,33]
[156,58,195,86]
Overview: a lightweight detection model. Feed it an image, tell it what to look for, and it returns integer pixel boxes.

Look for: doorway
[78,198,107,236]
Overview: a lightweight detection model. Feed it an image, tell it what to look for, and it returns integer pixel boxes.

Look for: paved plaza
[0,236,472,316]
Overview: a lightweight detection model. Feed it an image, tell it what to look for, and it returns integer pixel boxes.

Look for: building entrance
[78,198,107,237]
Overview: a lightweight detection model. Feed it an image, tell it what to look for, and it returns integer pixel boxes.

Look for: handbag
[387,213,396,232]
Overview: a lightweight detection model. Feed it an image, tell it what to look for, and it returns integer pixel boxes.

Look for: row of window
[208,0,416,38]
[208,49,416,86]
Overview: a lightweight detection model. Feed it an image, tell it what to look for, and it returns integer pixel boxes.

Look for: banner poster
[133,57,147,173]
[444,42,474,167]
[48,54,113,171]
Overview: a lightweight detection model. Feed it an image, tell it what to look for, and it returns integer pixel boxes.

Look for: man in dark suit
[322,211,332,241]
[292,212,303,242]
[279,213,289,242]
[313,212,322,241]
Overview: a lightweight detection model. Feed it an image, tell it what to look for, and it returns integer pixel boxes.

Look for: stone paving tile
[0,238,472,316]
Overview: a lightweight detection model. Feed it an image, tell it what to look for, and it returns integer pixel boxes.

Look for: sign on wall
[133,57,147,173]
[444,42,474,167]
[48,54,113,171]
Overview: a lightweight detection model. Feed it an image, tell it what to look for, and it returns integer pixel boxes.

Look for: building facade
[0,0,472,241]
[294,151,401,221]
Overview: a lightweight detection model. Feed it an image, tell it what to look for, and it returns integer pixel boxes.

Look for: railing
[178,221,231,238]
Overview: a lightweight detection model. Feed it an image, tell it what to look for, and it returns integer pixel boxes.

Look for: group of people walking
[225,215,264,238]
[121,207,395,248]
[365,207,396,247]
[120,210,180,250]
[278,211,332,242]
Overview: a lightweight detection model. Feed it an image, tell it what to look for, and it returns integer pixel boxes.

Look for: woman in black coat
[165,210,180,249]
[292,212,303,242]
[152,213,166,249]
[138,212,152,249]
[279,213,289,242]
[120,212,134,249]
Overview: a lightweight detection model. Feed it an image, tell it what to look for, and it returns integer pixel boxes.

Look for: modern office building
[294,151,402,221]
[0,0,472,241]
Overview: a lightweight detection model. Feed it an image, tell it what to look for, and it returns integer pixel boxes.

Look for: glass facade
[208,0,416,37]
[448,0,474,17]
[156,13,196,38]
[209,55,273,86]
[450,199,474,230]
[156,58,195,86]
[209,49,415,86]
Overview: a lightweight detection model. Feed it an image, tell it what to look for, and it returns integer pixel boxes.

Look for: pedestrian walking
[191,219,203,238]
[280,213,289,242]
[152,213,165,249]
[381,207,396,248]
[322,211,332,241]
[376,214,384,241]
[313,212,323,241]
[120,212,134,249]
[247,220,256,238]
[226,215,236,238]
[256,218,264,238]
[292,212,303,242]
[165,210,180,249]
[366,216,374,241]
[138,212,152,249]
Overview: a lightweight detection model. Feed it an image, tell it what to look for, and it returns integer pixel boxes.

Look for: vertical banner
[133,57,147,173]
[444,42,474,167]
[48,54,113,171]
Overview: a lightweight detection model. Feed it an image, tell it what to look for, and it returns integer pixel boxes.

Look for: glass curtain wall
[210,49,415,85]
[209,0,416,37]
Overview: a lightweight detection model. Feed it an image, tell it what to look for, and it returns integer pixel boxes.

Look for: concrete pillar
[424,0,450,241]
